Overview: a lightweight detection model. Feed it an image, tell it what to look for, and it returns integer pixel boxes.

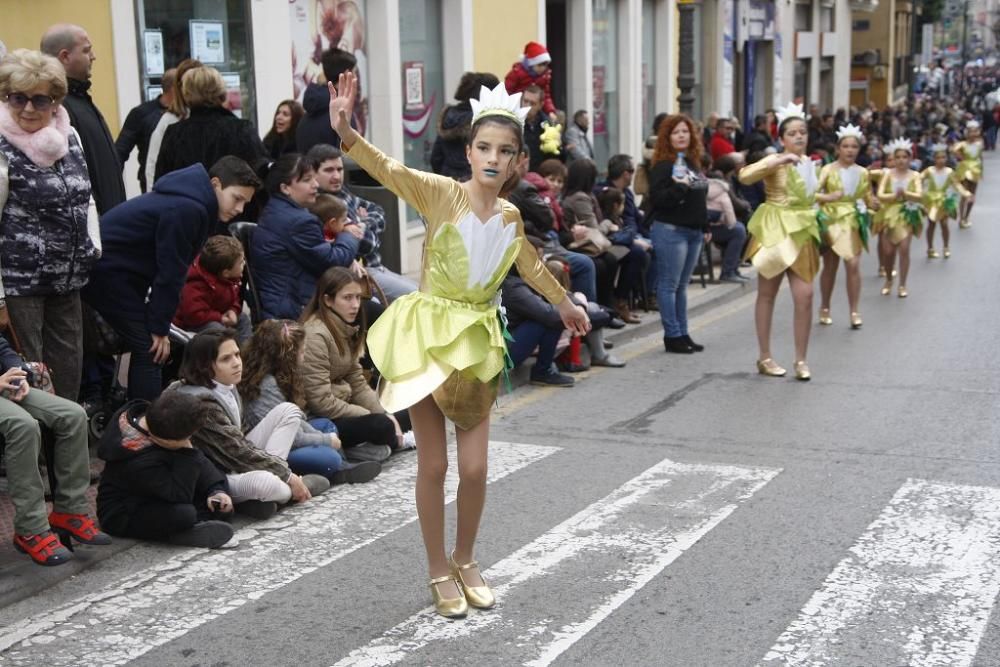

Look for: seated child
[0,335,111,566]
[97,392,236,549]
[239,320,382,484]
[173,235,253,343]
[310,193,351,242]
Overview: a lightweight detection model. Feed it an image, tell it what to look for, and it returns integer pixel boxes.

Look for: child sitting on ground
[239,320,381,484]
[173,235,252,343]
[97,392,236,549]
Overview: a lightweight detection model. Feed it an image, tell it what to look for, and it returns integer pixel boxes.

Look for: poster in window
[288,0,369,138]
[146,86,163,103]
[592,66,607,135]
[403,61,424,110]
[190,20,226,64]
[143,30,164,76]
[220,73,243,118]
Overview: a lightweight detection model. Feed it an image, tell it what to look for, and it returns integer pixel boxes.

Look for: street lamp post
[677,0,701,116]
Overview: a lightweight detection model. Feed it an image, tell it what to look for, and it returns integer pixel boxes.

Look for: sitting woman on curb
[239,319,381,484]
[0,333,110,566]
[300,266,412,463]
[165,329,330,519]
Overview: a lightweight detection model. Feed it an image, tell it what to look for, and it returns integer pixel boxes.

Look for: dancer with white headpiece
[738,102,820,381]
[327,73,590,618]
[951,120,984,228]
[873,138,923,298]
[815,123,874,330]
[921,143,971,259]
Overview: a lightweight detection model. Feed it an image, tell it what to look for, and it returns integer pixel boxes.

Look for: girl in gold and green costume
[873,139,923,298]
[921,144,972,259]
[951,121,984,228]
[327,74,590,619]
[738,103,819,381]
[815,125,873,330]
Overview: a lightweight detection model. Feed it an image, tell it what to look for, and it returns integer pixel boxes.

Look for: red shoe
[48,512,112,546]
[13,532,73,566]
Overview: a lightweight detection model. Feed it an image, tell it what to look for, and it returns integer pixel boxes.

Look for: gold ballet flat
[756,358,787,377]
[850,312,863,330]
[892,269,898,278]
[880,279,892,296]
[794,361,811,382]
[878,266,886,278]
[898,286,908,298]
[818,308,833,326]
[450,553,495,610]
[959,219,971,229]
[943,247,951,258]
[927,248,940,259]
[429,575,468,619]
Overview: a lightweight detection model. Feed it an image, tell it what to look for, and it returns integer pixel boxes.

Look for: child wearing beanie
[504,41,557,120]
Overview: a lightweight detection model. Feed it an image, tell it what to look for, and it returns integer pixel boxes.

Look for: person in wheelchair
[0,334,110,566]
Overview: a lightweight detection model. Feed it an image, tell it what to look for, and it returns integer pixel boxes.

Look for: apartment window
[794,2,812,32]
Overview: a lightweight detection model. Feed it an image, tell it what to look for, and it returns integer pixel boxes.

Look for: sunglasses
[5,93,56,112]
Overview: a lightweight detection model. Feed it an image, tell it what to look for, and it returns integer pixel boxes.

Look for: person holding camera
[0,333,110,566]
[97,392,235,549]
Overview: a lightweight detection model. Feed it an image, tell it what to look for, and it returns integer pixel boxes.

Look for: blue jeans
[100,313,162,401]
[651,222,703,338]
[287,417,345,478]
[507,320,562,377]
[709,223,748,276]
[562,251,597,303]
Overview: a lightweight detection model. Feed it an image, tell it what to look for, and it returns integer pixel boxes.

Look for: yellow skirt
[822,223,864,261]
[745,237,820,282]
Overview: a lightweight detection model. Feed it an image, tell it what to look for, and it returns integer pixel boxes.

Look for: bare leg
[844,256,862,314]
[962,180,978,223]
[819,249,839,313]
[926,220,937,252]
[898,235,912,288]
[788,272,814,363]
[881,235,897,292]
[940,218,950,251]
[877,232,890,276]
[755,273,784,361]
[452,416,490,587]
[411,395,461,597]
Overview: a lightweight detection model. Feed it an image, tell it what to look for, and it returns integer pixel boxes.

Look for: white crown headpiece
[835,124,864,143]
[930,143,949,155]
[775,101,805,126]
[470,83,530,127]
[885,138,913,155]
[966,120,981,130]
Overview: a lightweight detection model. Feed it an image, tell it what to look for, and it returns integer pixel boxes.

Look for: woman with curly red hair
[647,114,711,354]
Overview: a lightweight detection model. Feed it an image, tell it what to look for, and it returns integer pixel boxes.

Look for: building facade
[850,0,920,108]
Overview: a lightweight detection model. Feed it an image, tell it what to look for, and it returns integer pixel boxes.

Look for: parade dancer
[921,144,972,259]
[873,139,923,298]
[327,74,590,619]
[952,120,984,228]
[815,124,873,330]
[739,102,820,381]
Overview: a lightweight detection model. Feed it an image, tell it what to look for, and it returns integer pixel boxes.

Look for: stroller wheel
[89,410,110,441]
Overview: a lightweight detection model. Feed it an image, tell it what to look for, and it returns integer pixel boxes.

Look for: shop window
[641,0,656,137]
[136,0,256,123]
[592,0,619,171]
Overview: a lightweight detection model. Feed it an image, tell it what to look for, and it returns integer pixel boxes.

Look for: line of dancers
[741,105,984,381]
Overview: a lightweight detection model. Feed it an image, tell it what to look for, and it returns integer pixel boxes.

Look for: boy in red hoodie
[173,236,252,342]
[505,41,558,122]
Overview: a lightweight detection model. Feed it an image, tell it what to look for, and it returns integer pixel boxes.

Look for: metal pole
[677,1,698,115]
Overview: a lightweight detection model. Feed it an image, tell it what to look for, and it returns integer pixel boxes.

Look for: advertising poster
[220,73,243,118]
[143,30,164,76]
[592,65,607,135]
[289,0,369,138]
[404,61,425,110]
[190,20,225,64]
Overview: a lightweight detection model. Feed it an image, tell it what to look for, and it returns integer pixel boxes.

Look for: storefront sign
[190,20,225,64]
[143,30,164,76]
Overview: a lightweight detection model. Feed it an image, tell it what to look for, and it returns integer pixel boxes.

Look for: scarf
[0,103,71,168]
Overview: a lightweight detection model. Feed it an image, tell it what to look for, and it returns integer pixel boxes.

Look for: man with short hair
[41,23,126,214]
[296,48,357,154]
[306,145,418,300]
[709,117,737,161]
[116,68,176,193]
[83,157,261,400]
[564,110,594,162]
[521,85,547,171]
[600,154,656,310]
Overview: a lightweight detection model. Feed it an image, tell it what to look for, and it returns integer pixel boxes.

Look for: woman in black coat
[429,71,499,181]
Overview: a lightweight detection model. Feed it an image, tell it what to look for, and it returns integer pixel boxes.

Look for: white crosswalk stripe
[331,458,780,667]
[0,442,557,666]
[759,479,1000,667]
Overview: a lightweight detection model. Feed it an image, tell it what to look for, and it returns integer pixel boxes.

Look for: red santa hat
[522,42,551,67]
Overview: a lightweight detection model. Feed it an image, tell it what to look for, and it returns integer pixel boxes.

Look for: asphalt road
[1,154,999,667]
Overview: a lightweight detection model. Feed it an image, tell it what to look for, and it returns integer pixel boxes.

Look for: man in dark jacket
[82,157,261,400]
[97,392,235,549]
[116,68,175,193]
[296,48,357,154]
[41,23,126,214]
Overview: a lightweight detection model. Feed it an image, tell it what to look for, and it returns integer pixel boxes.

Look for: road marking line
[759,479,1000,667]
[332,458,780,667]
[0,442,557,666]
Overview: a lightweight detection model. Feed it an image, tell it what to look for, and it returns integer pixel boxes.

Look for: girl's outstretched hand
[558,297,591,337]
[328,72,360,148]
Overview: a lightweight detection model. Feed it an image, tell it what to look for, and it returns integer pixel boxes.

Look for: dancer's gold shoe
[959,219,971,229]
[878,266,886,278]
[880,279,892,296]
[450,553,496,610]
[850,312,863,329]
[756,358,787,377]
[794,361,811,382]
[897,285,908,298]
[927,248,940,259]
[818,308,833,326]
[429,575,468,619]
[943,246,951,258]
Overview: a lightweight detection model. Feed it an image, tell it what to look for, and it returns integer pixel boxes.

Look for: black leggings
[592,252,620,306]
[335,410,412,449]
[100,500,209,541]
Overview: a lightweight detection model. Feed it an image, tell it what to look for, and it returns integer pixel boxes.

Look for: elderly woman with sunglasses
[0,49,100,400]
